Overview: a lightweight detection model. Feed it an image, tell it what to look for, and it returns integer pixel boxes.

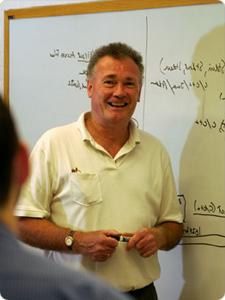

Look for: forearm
[154,221,183,250]
[17,217,119,261]
[17,217,70,252]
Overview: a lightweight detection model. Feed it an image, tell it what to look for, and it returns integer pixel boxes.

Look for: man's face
[87,56,142,127]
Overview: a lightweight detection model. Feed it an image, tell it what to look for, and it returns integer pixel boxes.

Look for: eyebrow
[103,74,136,81]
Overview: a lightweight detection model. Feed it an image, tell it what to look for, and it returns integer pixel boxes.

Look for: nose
[113,83,126,98]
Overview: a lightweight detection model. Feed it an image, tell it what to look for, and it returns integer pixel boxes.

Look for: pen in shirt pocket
[71,167,81,173]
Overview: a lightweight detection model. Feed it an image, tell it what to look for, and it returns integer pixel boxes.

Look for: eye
[125,81,136,88]
[103,79,116,87]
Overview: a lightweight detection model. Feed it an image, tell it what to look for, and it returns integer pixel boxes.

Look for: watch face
[65,236,73,247]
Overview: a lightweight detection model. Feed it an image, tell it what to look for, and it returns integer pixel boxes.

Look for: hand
[126,227,159,257]
[73,230,119,262]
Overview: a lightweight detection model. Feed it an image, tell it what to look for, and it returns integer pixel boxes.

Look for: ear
[87,79,93,98]
[137,84,142,102]
[13,143,29,186]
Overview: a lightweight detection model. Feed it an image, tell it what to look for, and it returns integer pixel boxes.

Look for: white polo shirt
[15,112,183,291]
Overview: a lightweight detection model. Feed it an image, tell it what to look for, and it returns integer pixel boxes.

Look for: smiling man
[15,42,183,300]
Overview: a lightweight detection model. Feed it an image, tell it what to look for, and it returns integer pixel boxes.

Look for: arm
[18,217,70,252]
[18,217,119,261]
[155,221,183,250]
[126,221,183,257]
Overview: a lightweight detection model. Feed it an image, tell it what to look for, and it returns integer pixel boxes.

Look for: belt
[126,282,158,300]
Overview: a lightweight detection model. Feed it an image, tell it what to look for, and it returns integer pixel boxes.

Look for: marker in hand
[110,235,131,242]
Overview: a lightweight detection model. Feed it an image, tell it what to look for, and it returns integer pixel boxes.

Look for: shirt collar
[76,112,141,145]
[76,112,92,141]
[129,118,141,146]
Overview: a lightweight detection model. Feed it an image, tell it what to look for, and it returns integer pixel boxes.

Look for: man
[15,42,183,300]
[0,100,130,300]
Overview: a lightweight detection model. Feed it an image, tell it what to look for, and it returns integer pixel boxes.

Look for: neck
[85,113,130,158]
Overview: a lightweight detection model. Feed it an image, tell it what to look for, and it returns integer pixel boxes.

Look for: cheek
[94,88,112,102]
[129,91,140,103]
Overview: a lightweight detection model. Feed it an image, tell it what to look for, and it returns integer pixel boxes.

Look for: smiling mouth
[108,102,128,107]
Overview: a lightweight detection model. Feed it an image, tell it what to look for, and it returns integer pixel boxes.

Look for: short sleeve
[157,150,183,224]
[15,136,53,219]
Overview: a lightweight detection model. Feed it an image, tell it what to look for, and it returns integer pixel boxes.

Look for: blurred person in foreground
[16,42,183,300]
[0,99,131,300]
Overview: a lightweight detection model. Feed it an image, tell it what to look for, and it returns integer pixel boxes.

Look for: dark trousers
[125,283,158,300]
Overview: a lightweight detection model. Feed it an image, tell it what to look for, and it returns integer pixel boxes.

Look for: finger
[126,235,140,250]
[136,236,155,250]
[140,242,158,256]
[136,237,158,252]
[101,231,119,244]
[105,238,119,249]
[138,244,155,256]
[126,227,155,250]
[121,232,133,237]
[104,229,120,237]
[107,235,120,244]
[96,233,118,248]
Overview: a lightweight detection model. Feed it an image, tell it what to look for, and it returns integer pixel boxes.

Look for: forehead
[93,56,140,78]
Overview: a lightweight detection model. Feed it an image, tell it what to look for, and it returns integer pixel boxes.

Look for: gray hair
[87,42,144,83]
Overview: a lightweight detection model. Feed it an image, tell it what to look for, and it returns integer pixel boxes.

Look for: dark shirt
[0,223,131,300]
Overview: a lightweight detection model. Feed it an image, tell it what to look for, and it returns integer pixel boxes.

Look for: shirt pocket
[69,172,102,206]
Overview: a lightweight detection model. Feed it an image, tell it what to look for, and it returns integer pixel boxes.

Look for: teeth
[108,102,128,107]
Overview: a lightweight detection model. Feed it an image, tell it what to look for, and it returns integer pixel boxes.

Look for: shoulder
[39,112,86,144]
[31,122,79,155]
[139,129,162,144]
[39,122,78,143]
[134,129,173,171]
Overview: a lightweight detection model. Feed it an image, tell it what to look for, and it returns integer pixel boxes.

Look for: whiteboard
[4,2,225,300]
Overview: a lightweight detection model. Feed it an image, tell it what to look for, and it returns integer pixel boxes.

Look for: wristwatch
[64,230,75,250]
